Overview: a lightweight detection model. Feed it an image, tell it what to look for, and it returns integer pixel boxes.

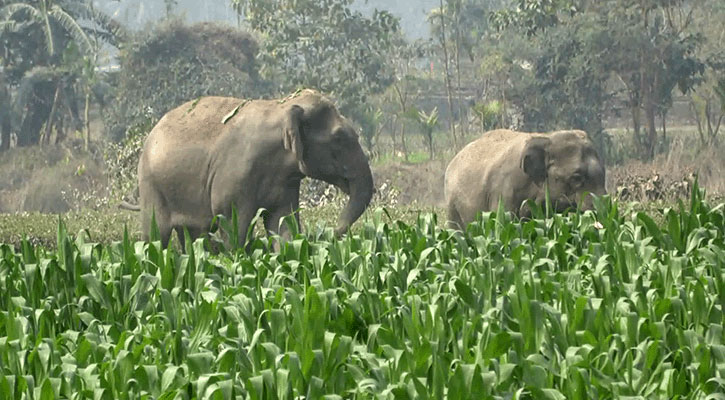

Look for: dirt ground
[372,160,448,206]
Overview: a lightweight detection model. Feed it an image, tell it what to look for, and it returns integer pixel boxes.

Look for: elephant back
[152,96,249,144]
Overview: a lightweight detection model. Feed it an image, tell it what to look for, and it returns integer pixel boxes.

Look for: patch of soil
[373,160,447,207]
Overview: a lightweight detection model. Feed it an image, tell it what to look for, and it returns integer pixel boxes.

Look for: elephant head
[282,92,374,235]
[521,130,606,213]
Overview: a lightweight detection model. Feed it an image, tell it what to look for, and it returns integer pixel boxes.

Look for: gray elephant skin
[444,129,606,229]
[125,89,373,247]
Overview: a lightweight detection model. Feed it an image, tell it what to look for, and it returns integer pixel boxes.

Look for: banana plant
[417,106,439,160]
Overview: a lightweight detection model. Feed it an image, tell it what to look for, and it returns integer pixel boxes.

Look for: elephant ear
[283,104,305,162]
[521,137,550,183]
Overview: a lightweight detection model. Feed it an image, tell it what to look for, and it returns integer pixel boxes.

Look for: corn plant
[1,185,725,399]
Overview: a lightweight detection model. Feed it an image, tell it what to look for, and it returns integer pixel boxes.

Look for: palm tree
[1,1,93,56]
[417,107,439,160]
[0,0,125,148]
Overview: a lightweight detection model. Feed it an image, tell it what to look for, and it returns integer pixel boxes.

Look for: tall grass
[1,186,724,398]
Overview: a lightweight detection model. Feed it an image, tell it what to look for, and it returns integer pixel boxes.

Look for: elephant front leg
[210,201,257,251]
[264,206,301,246]
[262,185,302,249]
[233,207,260,250]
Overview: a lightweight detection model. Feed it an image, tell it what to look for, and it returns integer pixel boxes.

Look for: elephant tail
[118,200,141,212]
[118,186,141,211]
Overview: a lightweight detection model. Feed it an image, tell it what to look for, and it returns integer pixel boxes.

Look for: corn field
[1,188,725,399]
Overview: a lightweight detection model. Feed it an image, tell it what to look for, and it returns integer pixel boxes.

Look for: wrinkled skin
[444,129,606,229]
[135,90,374,248]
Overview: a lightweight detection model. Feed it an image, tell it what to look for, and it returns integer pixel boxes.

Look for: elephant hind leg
[139,187,173,248]
[140,209,173,248]
[446,201,464,231]
[174,225,204,252]
[263,207,300,252]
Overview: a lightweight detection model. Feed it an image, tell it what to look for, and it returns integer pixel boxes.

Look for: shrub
[103,19,269,197]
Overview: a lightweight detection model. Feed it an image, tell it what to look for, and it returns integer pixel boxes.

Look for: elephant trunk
[334,166,374,236]
[579,156,607,211]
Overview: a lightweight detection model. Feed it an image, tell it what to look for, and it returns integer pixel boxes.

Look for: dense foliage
[1,189,725,398]
[487,0,723,160]
[0,0,123,149]
[232,0,401,137]
[103,19,266,141]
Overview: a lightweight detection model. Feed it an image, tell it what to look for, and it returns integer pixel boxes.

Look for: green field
[1,189,725,399]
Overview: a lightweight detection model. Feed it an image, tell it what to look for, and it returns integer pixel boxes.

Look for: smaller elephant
[444,129,606,229]
[122,89,374,248]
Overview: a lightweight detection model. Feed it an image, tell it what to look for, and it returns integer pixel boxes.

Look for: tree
[381,38,428,160]
[231,0,400,132]
[64,44,100,151]
[489,0,576,36]
[474,49,514,130]
[427,0,501,144]
[489,4,613,156]
[357,108,384,157]
[1,1,93,57]
[428,1,457,148]
[688,0,725,146]
[0,71,10,150]
[490,0,705,160]
[472,99,503,132]
[601,0,704,158]
[0,0,124,148]
[163,0,177,19]
[691,74,725,145]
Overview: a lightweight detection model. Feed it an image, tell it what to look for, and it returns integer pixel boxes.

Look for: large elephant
[444,129,606,229]
[123,89,374,247]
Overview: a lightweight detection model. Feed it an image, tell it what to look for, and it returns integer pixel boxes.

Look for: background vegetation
[1,0,724,211]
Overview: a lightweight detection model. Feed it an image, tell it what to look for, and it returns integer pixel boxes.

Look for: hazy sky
[355,0,440,38]
[96,0,440,39]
